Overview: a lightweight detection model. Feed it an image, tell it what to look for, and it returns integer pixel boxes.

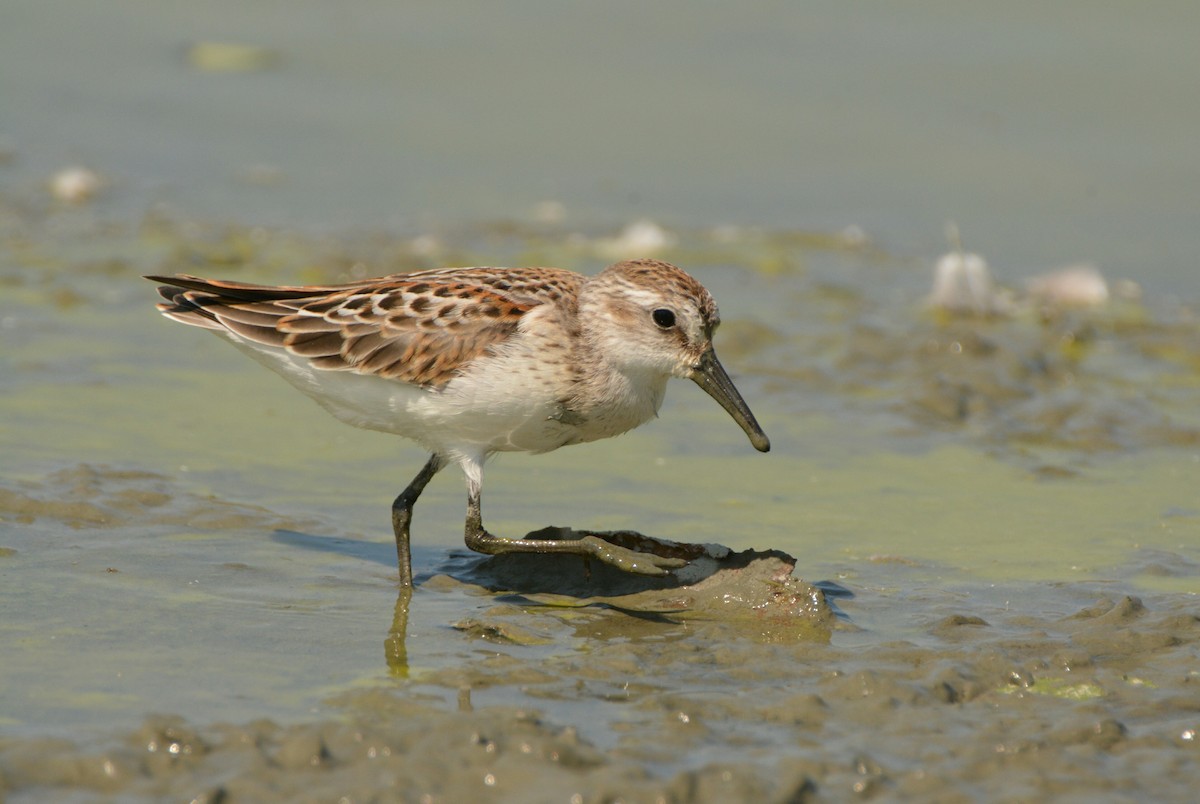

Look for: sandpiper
[148,258,770,586]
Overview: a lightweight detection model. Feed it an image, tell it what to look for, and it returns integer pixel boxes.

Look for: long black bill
[689,349,771,452]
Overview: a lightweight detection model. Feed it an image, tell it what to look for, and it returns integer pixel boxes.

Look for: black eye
[652,308,676,329]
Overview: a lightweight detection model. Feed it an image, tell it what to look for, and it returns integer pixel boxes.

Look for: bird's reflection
[384,585,413,676]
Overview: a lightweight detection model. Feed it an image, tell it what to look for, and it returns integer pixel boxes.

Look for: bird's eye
[651,308,676,329]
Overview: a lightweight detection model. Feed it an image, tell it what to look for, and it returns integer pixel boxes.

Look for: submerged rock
[446,532,835,642]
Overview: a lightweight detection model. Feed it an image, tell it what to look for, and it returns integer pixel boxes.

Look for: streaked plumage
[148,258,769,586]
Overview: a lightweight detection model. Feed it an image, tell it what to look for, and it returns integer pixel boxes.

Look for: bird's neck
[567,326,668,435]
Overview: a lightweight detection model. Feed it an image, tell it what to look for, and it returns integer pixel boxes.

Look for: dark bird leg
[392,454,445,587]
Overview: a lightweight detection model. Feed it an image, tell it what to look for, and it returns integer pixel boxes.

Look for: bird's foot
[576,535,688,576]
[522,526,693,576]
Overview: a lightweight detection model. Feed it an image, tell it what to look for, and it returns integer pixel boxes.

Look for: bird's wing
[147,267,583,388]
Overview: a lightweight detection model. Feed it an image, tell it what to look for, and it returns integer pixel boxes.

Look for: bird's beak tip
[690,350,771,454]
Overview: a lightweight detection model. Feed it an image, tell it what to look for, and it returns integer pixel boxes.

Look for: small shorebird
[148,259,769,586]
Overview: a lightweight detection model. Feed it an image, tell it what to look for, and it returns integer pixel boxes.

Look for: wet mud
[3,464,1199,802]
[2,213,1199,801]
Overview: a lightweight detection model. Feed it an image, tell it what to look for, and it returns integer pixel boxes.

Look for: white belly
[221,320,666,457]
[224,335,579,454]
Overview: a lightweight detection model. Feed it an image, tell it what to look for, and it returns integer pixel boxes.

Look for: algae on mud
[2,213,1200,801]
[3,473,1199,803]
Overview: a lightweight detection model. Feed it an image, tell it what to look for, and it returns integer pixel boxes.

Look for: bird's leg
[462,481,688,577]
[391,454,445,587]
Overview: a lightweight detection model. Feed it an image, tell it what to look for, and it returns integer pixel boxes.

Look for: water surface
[2,3,1198,801]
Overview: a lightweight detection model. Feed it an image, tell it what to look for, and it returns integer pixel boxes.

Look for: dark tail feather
[143,274,336,302]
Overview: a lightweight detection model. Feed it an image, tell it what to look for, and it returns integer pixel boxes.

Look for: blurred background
[4,0,1198,291]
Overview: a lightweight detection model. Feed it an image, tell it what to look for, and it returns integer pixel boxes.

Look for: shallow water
[4,1,1200,292]
[3,213,1198,801]
[3,3,1200,801]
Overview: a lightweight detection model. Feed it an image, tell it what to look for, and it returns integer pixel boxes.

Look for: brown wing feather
[147,268,583,388]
